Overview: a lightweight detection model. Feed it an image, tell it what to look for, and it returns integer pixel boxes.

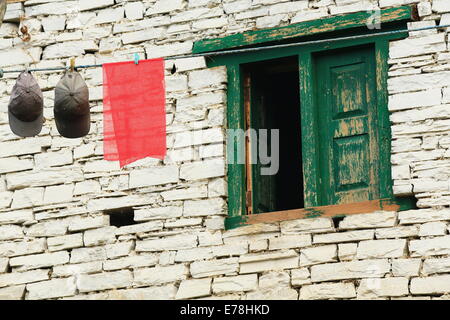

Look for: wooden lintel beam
[193,5,415,54]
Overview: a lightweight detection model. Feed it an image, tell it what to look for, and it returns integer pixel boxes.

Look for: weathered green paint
[207,28,407,68]
[315,46,379,206]
[299,52,320,207]
[375,39,394,199]
[204,12,414,229]
[193,6,413,54]
[226,64,246,218]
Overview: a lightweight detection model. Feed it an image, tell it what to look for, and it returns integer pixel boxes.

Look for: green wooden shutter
[315,46,379,206]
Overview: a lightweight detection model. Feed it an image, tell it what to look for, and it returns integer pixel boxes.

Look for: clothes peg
[70,58,75,72]
[134,53,139,65]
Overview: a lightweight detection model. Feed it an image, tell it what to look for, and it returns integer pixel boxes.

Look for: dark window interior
[106,207,136,227]
[245,56,304,213]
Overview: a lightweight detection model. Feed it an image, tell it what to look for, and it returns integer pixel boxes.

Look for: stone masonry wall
[0,0,449,300]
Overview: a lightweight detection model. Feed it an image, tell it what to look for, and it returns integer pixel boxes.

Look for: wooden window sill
[225,197,416,230]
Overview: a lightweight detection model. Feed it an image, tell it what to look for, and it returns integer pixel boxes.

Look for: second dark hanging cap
[54,71,90,138]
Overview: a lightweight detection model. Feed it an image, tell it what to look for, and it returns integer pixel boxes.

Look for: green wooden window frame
[194,6,418,230]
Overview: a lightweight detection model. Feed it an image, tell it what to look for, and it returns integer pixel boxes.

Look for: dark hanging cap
[8,71,44,137]
[54,71,90,138]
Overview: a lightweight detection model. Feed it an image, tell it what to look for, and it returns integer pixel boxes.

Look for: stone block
[77,271,133,293]
[176,278,212,299]
[70,246,107,264]
[212,274,257,294]
[300,283,356,300]
[411,275,450,294]
[190,258,239,278]
[357,277,409,298]
[310,259,390,282]
[134,264,188,286]
[108,285,177,300]
[0,285,25,300]
[129,166,179,188]
[300,245,337,267]
[0,225,23,241]
[27,278,76,300]
[339,211,397,229]
[47,234,84,252]
[0,239,46,258]
[314,230,374,244]
[269,234,311,250]
[239,251,299,274]
[0,270,49,288]
[180,159,225,181]
[84,227,117,247]
[10,251,69,271]
[103,255,159,271]
[291,268,311,286]
[52,262,103,277]
[409,236,450,257]
[356,239,407,259]
[136,234,197,252]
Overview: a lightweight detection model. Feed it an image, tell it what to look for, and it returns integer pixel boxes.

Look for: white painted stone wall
[0,0,449,300]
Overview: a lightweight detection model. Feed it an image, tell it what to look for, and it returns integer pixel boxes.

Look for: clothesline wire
[1,23,449,76]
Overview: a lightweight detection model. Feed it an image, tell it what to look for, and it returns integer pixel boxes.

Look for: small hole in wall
[171,64,177,74]
[106,207,136,227]
[332,215,346,229]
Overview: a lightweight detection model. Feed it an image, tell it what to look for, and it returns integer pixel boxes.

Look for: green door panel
[315,46,379,206]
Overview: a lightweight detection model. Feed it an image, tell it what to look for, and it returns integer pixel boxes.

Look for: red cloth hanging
[103,58,166,167]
